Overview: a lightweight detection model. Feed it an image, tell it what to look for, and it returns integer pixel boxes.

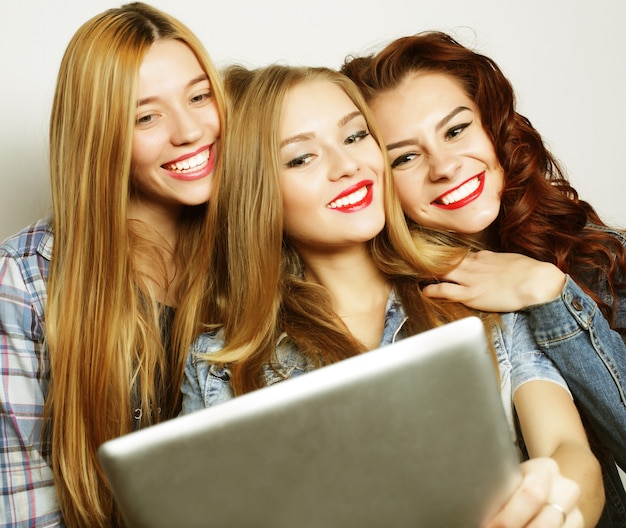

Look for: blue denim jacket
[181,291,568,446]
[524,275,626,463]
[522,225,626,525]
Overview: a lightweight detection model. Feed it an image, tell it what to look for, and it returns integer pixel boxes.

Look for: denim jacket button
[572,298,584,311]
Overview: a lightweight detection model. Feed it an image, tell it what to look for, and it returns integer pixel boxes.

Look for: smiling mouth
[326,181,373,212]
[432,172,485,210]
[162,148,210,174]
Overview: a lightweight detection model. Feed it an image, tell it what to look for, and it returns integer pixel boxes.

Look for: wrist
[522,263,566,306]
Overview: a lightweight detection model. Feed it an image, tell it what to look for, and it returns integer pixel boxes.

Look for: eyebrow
[385,105,471,151]
[436,106,470,131]
[280,110,363,148]
[136,73,210,107]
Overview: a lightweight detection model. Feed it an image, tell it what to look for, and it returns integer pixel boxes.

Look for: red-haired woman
[343,31,626,526]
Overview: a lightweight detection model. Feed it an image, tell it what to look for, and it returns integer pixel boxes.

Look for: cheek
[281,202,311,242]
[280,182,310,229]
[129,147,146,186]
[281,192,296,228]
[131,133,158,174]
[202,102,222,136]
[392,173,434,226]
[481,137,501,172]
[392,173,423,209]
[130,134,143,168]
[362,143,386,181]
[492,166,505,195]
[369,147,385,172]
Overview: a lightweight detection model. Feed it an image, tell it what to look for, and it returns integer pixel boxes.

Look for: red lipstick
[431,172,485,210]
[326,179,374,212]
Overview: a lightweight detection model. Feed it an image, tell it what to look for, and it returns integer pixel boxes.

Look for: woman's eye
[285,154,313,168]
[390,152,418,169]
[345,130,370,145]
[191,91,212,104]
[136,114,157,126]
[446,122,470,140]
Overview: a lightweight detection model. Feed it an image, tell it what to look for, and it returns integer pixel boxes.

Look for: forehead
[369,72,476,142]
[137,39,205,96]
[373,72,472,115]
[280,79,360,135]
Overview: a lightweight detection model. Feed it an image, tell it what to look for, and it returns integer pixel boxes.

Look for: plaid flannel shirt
[0,218,63,527]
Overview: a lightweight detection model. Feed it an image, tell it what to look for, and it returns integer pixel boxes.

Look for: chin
[185,189,213,207]
[459,208,498,230]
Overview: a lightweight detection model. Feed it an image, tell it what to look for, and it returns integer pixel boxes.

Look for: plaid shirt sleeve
[0,222,64,527]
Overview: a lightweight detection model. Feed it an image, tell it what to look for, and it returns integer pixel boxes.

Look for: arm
[423,250,626,468]
[523,276,626,469]
[514,381,603,527]
[484,313,603,528]
[421,250,566,312]
[0,247,62,526]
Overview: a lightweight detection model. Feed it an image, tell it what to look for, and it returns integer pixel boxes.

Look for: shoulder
[584,222,626,246]
[265,334,315,383]
[0,219,52,317]
[495,311,542,352]
[183,329,233,409]
[0,218,53,262]
[189,331,315,385]
[183,331,315,410]
[495,312,570,395]
[0,219,52,299]
[190,328,226,358]
[187,329,227,381]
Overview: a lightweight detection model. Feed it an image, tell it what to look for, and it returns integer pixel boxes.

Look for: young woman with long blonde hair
[0,3,225,525]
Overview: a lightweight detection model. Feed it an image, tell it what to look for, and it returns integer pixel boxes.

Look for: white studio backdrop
[1,0,626,487]
[1,0,625,242]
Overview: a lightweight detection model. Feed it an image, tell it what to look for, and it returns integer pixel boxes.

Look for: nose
[328,145,360,181]
[427,148,461,182]
[170,108,203,146]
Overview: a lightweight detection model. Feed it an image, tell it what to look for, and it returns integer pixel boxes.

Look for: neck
[468,225,495,249]
[128,197,182,250]
[128,197,182,307]
[300,243,391,348]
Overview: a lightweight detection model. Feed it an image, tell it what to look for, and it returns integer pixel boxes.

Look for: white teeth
[440,177,480,205]
[164,149,209,173]
[327,186,368,209]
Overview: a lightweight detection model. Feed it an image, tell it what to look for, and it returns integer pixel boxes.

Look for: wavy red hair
[342,31,626,332]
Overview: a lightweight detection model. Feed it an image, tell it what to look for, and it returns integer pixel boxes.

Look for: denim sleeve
[523,275,626,469]
[504,312,569,396]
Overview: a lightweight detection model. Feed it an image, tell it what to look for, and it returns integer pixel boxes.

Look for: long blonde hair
[44,3,225,525]
[199,64,481,395]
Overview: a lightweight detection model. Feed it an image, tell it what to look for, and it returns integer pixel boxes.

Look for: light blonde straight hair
[44,3,225,525]
[196,64,486,395]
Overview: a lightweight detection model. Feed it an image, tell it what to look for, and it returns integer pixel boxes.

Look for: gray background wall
[1,0,625,241]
